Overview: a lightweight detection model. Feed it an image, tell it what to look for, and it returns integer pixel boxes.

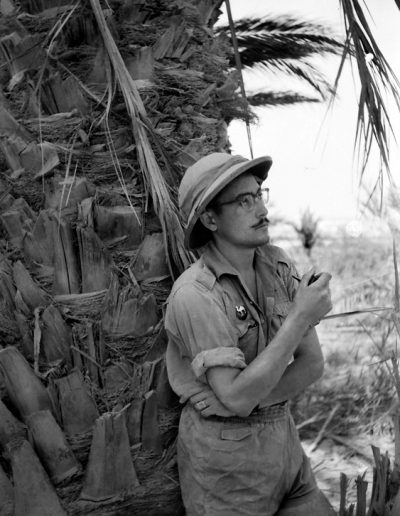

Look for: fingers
[300,267,316,286]
[193,394,216,413]
[312,272,332,286]
[195,400,209,412]
[231,358,247,369]
[199,405,215,417]
[200,403,234,418]
[190,389,212,405]
[300,269,332,288]
[190,389,236,418]
[195,395,235,418]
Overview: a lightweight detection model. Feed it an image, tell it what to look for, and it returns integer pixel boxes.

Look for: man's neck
[213,238,256,275]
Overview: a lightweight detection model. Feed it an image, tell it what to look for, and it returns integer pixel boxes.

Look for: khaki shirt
[165,241,300,408]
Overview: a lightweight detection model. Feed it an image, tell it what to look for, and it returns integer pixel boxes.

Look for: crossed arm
[191,324,324,418]
[168,269,331,418]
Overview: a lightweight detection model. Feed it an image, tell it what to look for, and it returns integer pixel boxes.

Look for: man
[165,152,336,515]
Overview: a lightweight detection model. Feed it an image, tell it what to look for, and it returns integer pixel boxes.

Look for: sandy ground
[302,320,396,512]
[306,431,394,511]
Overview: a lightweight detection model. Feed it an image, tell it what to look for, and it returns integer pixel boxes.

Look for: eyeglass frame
[212,187,270,211]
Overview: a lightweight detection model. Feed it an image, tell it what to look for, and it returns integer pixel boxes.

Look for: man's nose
[255,199,268,217]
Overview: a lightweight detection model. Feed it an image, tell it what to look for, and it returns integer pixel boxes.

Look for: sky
[218,0,400,235]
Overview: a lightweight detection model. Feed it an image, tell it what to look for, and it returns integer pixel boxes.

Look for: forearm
[261,352,324,406]
[207,310,310,416]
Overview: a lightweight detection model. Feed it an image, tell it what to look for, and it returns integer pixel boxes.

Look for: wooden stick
[355,476,368,516]
[339,472,348,516]
[326,433,374,464]
[310,403,340,452]
[296,411,324,430]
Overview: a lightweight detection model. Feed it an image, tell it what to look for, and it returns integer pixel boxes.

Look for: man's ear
[199,210,217,232]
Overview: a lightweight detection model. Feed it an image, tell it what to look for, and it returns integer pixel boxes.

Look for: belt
[205,401,288,424]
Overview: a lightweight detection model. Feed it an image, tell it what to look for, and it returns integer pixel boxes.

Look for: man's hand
[189,348,246,417]
[189,385,236,417]
[292,268,332,327]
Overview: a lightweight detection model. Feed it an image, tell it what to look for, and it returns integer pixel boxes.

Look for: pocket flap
[220,426,252,441]
[234,319,257,339]
[273,300,292,317]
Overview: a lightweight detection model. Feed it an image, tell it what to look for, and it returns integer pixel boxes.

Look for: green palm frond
[217,16,344,69]
[247,91,320,107]
[336,0,400,186]
[217,15,344,99]
[282,61,335,99]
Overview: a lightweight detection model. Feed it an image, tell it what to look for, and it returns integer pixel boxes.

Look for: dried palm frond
[89,0,192,277]
[335,0,400,188]
[44,2,79,53]
[33,2,80,127]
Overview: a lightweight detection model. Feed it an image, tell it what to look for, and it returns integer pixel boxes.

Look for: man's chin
[259,234,270,246]
[246,230,270,247]
[256,226,270,242]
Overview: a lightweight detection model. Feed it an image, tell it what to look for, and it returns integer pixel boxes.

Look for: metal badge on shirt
[235,305,248,320]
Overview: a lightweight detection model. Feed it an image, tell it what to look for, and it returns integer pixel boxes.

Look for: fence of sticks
[0,0,400,515]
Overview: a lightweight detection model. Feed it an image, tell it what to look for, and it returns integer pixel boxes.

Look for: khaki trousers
[177,405,336,516]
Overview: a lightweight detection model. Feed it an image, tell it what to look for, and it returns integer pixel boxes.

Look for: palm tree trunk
[0,0,232,513]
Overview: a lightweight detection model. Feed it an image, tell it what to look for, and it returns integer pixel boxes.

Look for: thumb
[300,267,315,286]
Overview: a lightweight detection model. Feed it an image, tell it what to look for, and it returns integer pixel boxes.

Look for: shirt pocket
[272,300,292,332]
[273,299,292,318]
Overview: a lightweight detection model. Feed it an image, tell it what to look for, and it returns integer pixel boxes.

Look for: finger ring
[196,400,208,411]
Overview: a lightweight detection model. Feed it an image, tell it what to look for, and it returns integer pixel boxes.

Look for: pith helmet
[179,152,272,249]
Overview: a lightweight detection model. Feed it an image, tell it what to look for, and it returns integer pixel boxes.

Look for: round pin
[235,305,248,320]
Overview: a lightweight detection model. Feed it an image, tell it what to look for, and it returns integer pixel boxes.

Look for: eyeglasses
[216,187,270,211]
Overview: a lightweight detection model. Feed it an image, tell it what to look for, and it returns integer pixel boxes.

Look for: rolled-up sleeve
[165,282,237,361]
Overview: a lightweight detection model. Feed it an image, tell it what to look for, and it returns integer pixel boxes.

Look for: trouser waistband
[205,401,288,424]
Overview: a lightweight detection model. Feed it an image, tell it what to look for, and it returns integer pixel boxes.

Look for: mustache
[252,217,269,228]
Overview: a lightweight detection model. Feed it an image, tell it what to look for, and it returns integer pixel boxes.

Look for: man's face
[207,173,269,249]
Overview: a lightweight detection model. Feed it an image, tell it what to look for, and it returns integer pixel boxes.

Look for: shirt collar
[201,241,278,279]
[202,241,239,279]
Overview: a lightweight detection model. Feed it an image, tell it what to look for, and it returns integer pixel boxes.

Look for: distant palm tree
[292,208,319,257]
